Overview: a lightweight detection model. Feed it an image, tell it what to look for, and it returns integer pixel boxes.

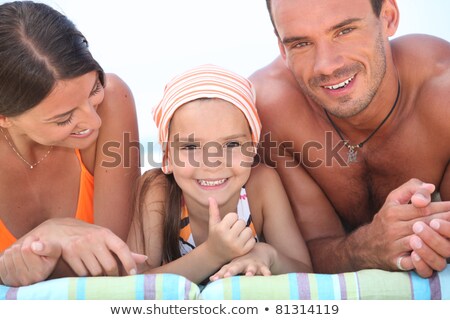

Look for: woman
[0,1,143,286]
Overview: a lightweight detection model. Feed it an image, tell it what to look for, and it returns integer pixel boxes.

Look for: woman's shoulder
[104,73,131,92]
[98,73,136,119]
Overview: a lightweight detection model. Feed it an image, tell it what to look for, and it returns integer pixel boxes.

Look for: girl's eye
[225,141,241,148]
[181,144,199,150]
[56,114,73,126]
[90,81,103,97]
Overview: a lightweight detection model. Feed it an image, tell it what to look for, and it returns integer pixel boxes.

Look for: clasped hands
[371,179,450,277]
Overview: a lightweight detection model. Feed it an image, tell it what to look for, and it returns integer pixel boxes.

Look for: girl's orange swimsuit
[0,149,94,253]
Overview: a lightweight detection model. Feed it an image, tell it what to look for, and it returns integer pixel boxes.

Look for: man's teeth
[198,179,227,187]
[72,129,90,135]
[324,77,354,90]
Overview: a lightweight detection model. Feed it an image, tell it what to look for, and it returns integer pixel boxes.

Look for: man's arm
[264,142,448,274]
[400,34,450,276]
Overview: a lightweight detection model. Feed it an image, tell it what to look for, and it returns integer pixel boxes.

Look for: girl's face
[4,71,103,149]
[168,98,255,210]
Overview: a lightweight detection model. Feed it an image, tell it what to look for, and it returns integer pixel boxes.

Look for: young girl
[128,65,312,284]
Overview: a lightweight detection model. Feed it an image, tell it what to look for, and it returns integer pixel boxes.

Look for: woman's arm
[91,73,141,241]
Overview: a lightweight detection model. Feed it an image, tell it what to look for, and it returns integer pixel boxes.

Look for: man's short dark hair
[266,0,385,37]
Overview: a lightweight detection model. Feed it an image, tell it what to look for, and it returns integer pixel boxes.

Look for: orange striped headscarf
[153,64,261,174]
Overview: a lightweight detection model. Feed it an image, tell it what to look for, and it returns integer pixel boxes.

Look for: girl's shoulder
[138,168,169,204]
[246,164,282,189]
[245,164,284,208]
[245,164,288,235]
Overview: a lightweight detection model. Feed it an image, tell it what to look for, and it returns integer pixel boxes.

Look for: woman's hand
[33,218,146,277]
[0,235,61,287]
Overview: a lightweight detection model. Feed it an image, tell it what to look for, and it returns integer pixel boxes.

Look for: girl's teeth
[324,77,354,90]
[198,179,226,187]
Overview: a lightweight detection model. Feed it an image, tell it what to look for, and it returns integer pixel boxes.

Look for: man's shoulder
[393,35,450,136]
[249,56,308,114]
[392,34,450,55]
[250,56,293,89]
[392,34,450,81]
[393,34,450,102]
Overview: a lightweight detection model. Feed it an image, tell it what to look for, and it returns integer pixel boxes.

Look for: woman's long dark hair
[0,1,104,117]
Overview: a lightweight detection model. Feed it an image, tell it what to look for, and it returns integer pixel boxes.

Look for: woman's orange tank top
[0,149,94,252]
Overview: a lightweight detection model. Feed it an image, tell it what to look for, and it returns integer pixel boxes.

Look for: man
[250,0,450,277]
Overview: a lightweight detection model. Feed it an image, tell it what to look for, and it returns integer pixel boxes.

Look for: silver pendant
[347,148,358,163]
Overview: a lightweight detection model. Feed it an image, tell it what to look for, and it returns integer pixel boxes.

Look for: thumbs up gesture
[205,197,256,264]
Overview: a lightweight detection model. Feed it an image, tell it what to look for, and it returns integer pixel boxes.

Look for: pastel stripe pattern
[152,64,261,173]
[0,274,199,300]
[439,266,450,299]
[296,273,310,299]
[1,265,449,300]
[343,272,359,299]
[200,265,450,300]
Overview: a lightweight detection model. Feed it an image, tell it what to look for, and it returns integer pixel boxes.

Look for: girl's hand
[205,197,256,264]
[0,236,61,287]
[209,242,275,281]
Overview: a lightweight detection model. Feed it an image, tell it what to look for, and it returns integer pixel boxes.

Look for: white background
[3,0,450,170]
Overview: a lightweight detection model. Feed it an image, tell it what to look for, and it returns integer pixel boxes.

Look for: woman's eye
[90,81,103,97]
[56,114,73,126]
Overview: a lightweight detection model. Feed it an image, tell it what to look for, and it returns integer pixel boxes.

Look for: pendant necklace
[324,79,401,164]
[0,127,53,169]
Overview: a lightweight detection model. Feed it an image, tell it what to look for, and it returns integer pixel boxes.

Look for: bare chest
[285,120,447,230]
[0,152,81,239]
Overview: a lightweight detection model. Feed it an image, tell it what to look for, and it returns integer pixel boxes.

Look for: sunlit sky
[4,0,450,170]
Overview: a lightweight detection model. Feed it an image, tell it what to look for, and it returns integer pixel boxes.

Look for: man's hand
[373,179,450,277]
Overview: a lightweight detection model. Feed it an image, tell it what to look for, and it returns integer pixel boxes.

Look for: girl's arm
[211,165,312,279]
[255,165,312,273]
[128,171,255,284]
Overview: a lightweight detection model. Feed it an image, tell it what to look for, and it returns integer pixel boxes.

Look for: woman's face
[5,71,104,149]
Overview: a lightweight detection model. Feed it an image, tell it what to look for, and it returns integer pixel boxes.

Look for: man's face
[272,0,391,118]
